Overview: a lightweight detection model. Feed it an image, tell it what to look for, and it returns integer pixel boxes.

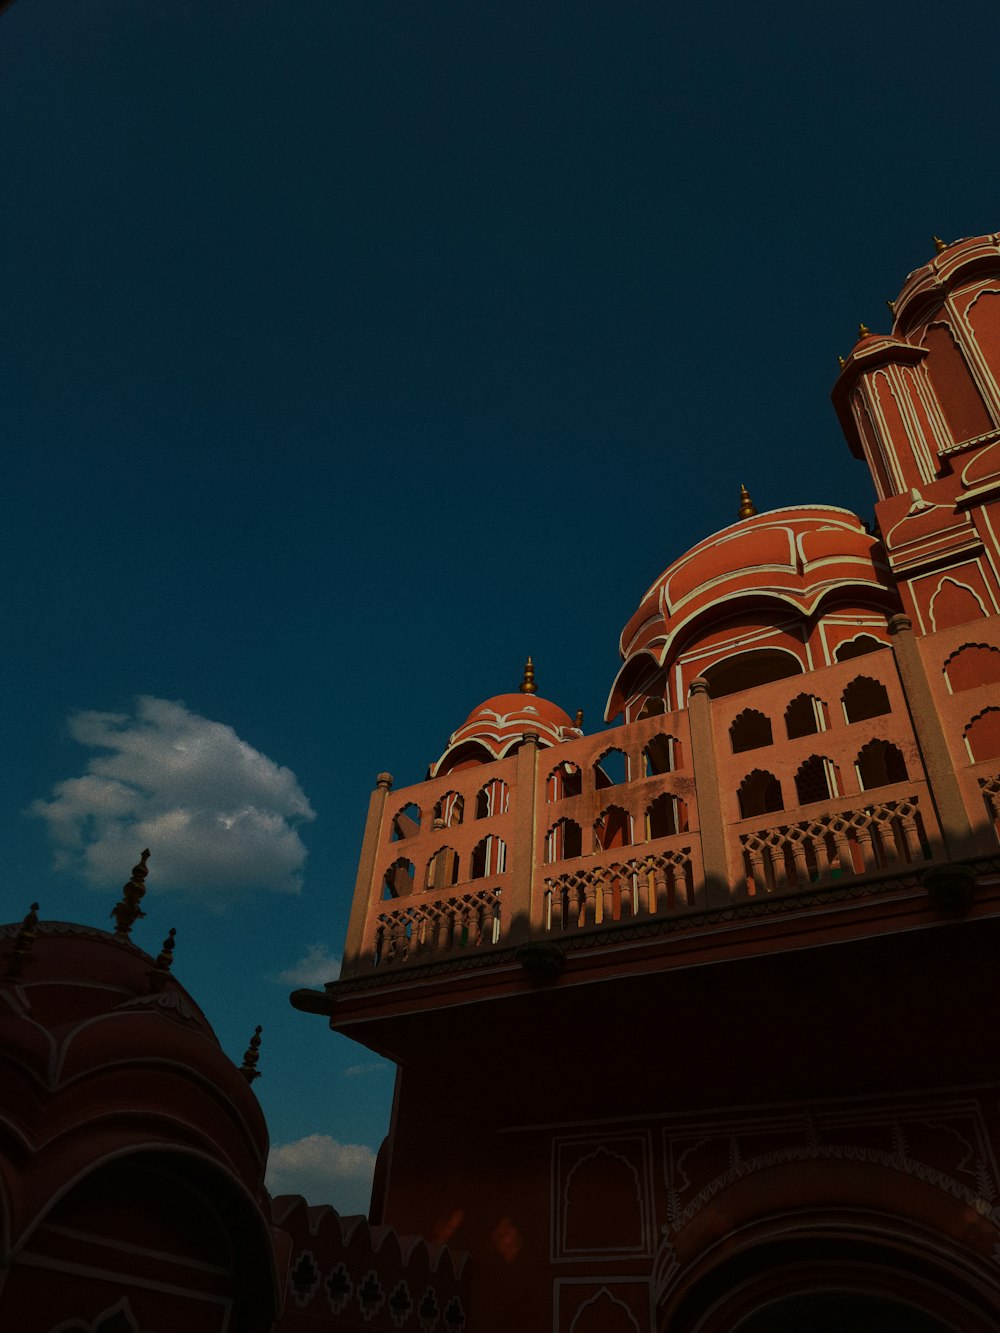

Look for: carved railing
[373,887,502,967]
[543,847,695,934]
[738,795,930,897]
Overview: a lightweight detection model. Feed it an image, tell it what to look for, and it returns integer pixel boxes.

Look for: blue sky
[2,0,998,1214]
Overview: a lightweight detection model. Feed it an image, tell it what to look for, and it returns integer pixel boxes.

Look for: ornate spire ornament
[240,1025,263,1083]
[837,355,846,369]
[6,902,40,978]
[147,927,176,992]
[737,484,757,520]
[574,709,584,729]
[858,323,871,340]
[933,235,948,254]
[519,656,537,695]
[111,850,150,938]
[885,299,896,315]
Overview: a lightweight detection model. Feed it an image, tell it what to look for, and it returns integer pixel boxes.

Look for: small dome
[431,671,580,778]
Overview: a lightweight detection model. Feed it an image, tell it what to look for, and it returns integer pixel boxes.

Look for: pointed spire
[837,355,846,369]
[6,902,40,979]
[737,484,757,520]
[519,656,537,695]
[240,1025,263,1083]
[111,850,150,938]
[858,322,871,340]
[147,927,176,992]
[574,708,584,730]
[933,235,948,254]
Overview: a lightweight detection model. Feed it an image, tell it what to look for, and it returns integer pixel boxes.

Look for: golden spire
[111,850,150,938]
[147,926,176,992]
[574,708,584,730]
[737,484,757,520]
[858,323,871,340]
[6,902,40,978]
[885,299,896,315]
[932,235,948,254]
[837,355,846,369]
[519,656,537,694]
[240,1025,263,1083]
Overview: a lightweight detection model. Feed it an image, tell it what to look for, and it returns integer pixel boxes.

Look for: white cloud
[277,942,341,986]
[30,696,315,897]
[266,1134,377,1216]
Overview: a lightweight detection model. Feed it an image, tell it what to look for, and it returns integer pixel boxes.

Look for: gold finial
[6,902,40,979]
[858,323,871,340]
[885,299,896,315]
[147,927,176,992]
[519,656,537,695]
[737,484,757,520]
[111,849,150,938]
[837,355,846,369]
[574,708,584,729]
[932,235,947,254]
[240,1025,263,1083]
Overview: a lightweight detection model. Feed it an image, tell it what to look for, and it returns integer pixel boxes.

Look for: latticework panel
[374,887,502,966]
[543,847,695,933]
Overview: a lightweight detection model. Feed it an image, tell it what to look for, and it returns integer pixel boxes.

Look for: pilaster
[508,732,540,944]
[687,678,732,904]
[341,772,393,978]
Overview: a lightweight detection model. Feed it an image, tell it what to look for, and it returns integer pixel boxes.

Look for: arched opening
[432,791,463,828]
[545,818,583,864]
[930,578,988,631]
[835,633,888,662]
[842,675,891,723]
[470,834,507,879]
[729,709,773,753]
[645,793,688,839]
[643,734,680,776]
[390,802,421,841]
[637,696,666,719]
[546,761,583,802]
[425,846,459,891]
[923,320,994,443]
[732,1291,951,1332]
[794,754,840,805]
[944,643,1000,693]
[701,648,803,699]
[594,805,633,851]
[475,778,509,819]
[856,739,908,790]
[738,770,783,820]
[785,693,828,738]
[563,1147,643,1253]
[383,857,415,898]
[965,707,1000,763]
[594,748,628,789]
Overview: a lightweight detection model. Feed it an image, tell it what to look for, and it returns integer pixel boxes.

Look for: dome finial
[858,322,871,340]
[111,850,150,938]
[520,656,537,694]
[240,1025,263,1083]
[148,926,176,992]
[6,902,40,978]
[737,484,757,520]
[932,235,948,254]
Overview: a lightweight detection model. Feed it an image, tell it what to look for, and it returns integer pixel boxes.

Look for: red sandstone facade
[295,235,1000,1332]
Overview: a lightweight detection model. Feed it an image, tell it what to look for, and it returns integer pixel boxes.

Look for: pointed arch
[390,802,421,841]
[642,733,680,775]
[424,846,459,891]
[964,707,1000,763]
[856,739,908,790]
[470,834,507,879]
[383,858,415,898]
[474,777,509,819]
[594,805,633,851]
[546,760,582,802]
[729,708,773,753]
[835,633,888,662]
[784,692,828,739]
[738,770,783,820]
[432,791,464,828]
[944,642,1000,693]
[794,754,841,806]
[545,818,582,864]
[645,792,688,839]
[594,748,628,789]
[842,675,891,723]
[929,577,988,631]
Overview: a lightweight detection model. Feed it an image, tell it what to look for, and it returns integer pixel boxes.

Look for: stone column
[508,732,541,944]
[888,614,981,859]
[687,677,732,904]
[341,772,394,978]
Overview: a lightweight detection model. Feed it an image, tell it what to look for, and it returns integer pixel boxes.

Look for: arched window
[390,803,421,841]
[545,818,582,864]
[425,846,459,891]
[470,834,507,879]
[842,675,891,723]
[701,647,803,698]
[944,643,1000,693]
[594,748,628,789]
[432,791,464,828]
[930,578,988,630]
[645,792,688,839]
[642,734,680,776]
[794,754,840,806]
[383,858,415,899]
[729,708,773,753]
[855,739,908,791]
[737,770,783,820]
[475,778,509,819]
[594,805,633,851]
[546,761,582,802]
[835,634,888,662]
[965,707,1000,763]
[784,693,827,739]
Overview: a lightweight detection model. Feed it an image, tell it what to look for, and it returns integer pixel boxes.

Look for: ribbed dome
[606,505,898,720]
[430,692,579,777]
